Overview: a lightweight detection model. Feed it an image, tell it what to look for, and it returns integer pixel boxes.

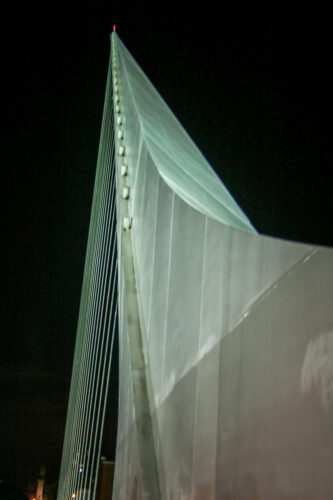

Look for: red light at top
[113,25,116,31]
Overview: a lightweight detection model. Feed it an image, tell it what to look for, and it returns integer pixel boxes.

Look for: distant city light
[72,494,76,499]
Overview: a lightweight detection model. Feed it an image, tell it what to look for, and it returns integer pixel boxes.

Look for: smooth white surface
[116,34,256,233]
[112,33,333,500]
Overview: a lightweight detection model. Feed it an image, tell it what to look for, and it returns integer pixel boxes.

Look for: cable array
[57,47,118,500]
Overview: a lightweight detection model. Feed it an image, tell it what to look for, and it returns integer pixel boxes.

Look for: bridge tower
[58,30,333,500]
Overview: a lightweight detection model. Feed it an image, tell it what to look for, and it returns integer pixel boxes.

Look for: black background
[1,2,332,492]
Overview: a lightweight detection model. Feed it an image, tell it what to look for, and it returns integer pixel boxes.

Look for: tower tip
[113,25,116,32]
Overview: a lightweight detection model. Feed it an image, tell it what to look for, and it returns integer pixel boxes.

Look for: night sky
[1,3,332,493]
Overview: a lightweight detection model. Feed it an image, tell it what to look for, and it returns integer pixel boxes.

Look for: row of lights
[112,39,132,231]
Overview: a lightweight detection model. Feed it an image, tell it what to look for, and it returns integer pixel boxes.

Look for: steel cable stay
[67,128,113,499]
[59,52,117,500]
[69,126,115,499]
